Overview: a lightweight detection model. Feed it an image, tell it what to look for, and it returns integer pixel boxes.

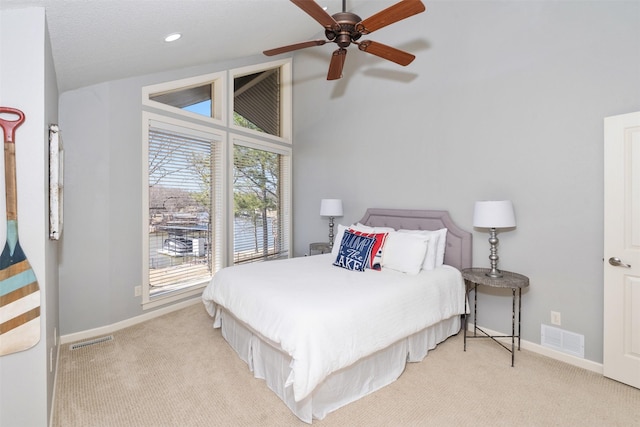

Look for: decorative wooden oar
[0,107,40,356]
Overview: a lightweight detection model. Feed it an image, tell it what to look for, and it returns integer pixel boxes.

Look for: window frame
[229,133,292,265]
[229,59,292,144]
[141,111,227,309]
[141,59,292,310]
[142,71,226,126]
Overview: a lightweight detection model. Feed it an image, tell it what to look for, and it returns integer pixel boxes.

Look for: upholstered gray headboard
[358,208,472,271]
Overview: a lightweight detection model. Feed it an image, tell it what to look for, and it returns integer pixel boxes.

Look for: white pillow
[398,228,448,269]
[434,228,448,266]
[355,223,395,233]
[353,223,375,232]
[331,223,377,257]
[381,232,431,275]
[331,224,349,258]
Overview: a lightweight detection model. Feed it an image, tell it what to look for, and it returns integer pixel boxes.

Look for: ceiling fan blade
[356,0,426,35]
[291,0,341,32]
[263,40,327,56]
[327,49,347,80]
[357,40,415,66]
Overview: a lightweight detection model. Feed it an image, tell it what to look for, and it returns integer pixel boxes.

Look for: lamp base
[485,269,503,278]
[486,228,503,278]
[328,217,335,249]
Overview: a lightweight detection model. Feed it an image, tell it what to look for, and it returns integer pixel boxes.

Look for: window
[150,83,213,119]
[234,68,280,136]
[142,59,291,308]
[143,114,224,306]
[142,72,225,125]
[232,139,290,264]
[230,61,292,142]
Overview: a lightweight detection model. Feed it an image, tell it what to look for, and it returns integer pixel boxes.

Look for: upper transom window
[142,72,225,125]
[234,68,280,137]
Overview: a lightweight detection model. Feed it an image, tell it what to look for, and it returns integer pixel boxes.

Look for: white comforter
[202,254,465,402]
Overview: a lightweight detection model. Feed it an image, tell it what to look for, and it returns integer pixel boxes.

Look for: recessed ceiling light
[164,33,181,43]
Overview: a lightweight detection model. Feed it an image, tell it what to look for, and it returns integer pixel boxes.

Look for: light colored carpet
[52,303,639,426]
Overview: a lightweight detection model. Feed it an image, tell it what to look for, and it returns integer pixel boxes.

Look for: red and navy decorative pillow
[333,230,377,272]
[349,230,389,270]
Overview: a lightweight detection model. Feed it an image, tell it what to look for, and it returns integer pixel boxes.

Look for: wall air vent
[69,335,114,350]
[541,324,585,358]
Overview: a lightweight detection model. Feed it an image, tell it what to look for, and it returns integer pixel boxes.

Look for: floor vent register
[69,335,114,350]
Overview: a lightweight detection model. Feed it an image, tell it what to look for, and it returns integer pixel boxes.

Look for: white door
[603,111,640,389]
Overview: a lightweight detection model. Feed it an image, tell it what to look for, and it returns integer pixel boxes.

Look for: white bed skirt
[218,309,461,424]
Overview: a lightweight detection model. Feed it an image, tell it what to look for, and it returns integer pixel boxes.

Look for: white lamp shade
[320,199,343,217]
[473,200,516,228]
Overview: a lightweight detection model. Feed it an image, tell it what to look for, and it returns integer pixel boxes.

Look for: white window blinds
[233,143,289,264]
[148,123,222,294]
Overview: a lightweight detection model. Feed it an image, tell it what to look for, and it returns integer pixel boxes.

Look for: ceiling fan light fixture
[164,33,182,43]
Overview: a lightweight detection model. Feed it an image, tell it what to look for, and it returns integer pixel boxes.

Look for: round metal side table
[462,267,529,367]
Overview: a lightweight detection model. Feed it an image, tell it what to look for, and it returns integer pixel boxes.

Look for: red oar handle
[0,107,26,143]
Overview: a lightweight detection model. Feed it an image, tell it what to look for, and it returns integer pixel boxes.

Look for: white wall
[0,7,59,426]
[291,0,640,363]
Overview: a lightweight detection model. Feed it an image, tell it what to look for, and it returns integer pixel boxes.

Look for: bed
[202,208,472,423]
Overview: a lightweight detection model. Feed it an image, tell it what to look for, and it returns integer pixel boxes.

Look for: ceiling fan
[263,0,426,80]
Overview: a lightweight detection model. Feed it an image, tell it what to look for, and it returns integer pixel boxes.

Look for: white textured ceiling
[0,0,385,92]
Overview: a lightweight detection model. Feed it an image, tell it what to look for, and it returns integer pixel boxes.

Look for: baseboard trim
[60,305,603,374]
[59,297,202,345]
[466,323,603,374]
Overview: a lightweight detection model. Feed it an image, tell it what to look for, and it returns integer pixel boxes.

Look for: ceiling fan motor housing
[325,12,362,48]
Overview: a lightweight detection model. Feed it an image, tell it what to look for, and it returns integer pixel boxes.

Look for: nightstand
[462,267,530,366]
[309,242,331,256]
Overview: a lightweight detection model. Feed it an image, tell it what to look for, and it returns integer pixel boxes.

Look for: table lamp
[320,199,343,249]
[473,200,516,278]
